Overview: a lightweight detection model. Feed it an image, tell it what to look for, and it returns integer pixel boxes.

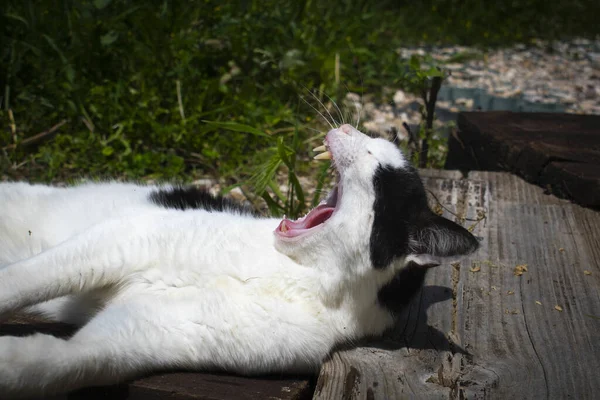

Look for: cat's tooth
[281,221,289,232]
[314,151,332,160]
[313,145,327,152]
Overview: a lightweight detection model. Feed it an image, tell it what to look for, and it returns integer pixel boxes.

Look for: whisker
[342,73,365,129]
[321,91,345,126]
[299,85,337,128]
[304,126,324,134]
[342,102,355,129]
[300,96,334,131]
[357,75,365,129]
[340,83,354,128]
[341,83,364,130]
[309,89,339,128]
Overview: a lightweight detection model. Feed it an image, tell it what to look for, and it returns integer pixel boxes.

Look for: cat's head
[274,124,479,273]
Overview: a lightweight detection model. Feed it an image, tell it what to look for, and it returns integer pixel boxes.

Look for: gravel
[354,38,600,139]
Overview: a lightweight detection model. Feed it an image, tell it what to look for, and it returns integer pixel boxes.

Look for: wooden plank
[445,111,600,207]
[126,373,312,400]
[65,372,313,400]
[540,161,600,206]
[68,373,312,400]
[314,170,600,399]
[465,171,600,398]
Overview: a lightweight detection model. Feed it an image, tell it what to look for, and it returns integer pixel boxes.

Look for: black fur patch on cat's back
[148,186,258,216]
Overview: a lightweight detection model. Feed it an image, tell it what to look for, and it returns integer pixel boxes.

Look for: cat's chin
[274,184,340,242]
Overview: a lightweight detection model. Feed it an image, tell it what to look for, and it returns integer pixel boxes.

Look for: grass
[1,0,599,210]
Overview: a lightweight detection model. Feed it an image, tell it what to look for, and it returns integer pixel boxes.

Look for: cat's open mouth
[275,142,339,239]
[275,183,339,239]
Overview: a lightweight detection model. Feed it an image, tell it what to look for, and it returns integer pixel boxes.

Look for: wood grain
[314,170,600,399]
[445,111,600,207]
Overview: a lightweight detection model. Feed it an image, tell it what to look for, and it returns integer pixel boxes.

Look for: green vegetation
[1,1,599,214]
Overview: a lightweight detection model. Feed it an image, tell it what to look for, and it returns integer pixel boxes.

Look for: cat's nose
[340,124,353,135]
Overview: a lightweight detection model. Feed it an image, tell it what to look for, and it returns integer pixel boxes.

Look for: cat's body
[0,124,478,398]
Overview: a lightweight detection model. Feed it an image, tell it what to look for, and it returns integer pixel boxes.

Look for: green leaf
[113,6,143,21]
[289,173,305,214]
[94,0,112,10]
[202,120,269,137]
[101,31,119,47]
[276,137,292,167]
[65,65,75,84]
[247,152,282,195]
[409,55,421,72]
[279,49,305,70]
[221,183,242,195]
[311,163,331,207]
[424,66,444,78]
[268,180,287,203]
[42,34,68,64]
[11,39,42,56]
[4,13,29,28]
[102,146,114,156]
[262,191,284,216]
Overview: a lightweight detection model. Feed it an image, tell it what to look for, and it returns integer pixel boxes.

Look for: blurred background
[1,0,599,215]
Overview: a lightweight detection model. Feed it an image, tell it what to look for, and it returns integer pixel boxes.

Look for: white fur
[0,124,450,398]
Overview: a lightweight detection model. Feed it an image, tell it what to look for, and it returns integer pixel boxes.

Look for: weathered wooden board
[445,111,600,207]
[313,170,600,399]
[68,372,312,400]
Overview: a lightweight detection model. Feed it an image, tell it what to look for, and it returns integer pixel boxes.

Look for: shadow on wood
[335,284,465,355]
[371,284,465,354]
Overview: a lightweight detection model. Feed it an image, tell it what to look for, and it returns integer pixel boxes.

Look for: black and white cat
[0,123,478,398]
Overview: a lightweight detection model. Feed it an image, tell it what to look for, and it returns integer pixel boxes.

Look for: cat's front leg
[0,334,72,398]
[0,216,164,317]
[0,331,153,398]
[0,300,191,398]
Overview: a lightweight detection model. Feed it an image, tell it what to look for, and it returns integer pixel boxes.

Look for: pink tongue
[277,205,335,237]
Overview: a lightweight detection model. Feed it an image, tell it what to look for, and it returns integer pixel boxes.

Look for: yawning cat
[0,123,478,398]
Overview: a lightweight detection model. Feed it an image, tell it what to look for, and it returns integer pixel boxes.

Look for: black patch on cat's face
[149,186,258,215]
[370,165,429,269]
[370,165,479,269]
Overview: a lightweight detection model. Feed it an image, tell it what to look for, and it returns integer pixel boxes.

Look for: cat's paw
[0,335,60,398]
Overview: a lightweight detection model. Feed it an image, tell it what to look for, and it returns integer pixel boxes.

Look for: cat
[0,123,479,398]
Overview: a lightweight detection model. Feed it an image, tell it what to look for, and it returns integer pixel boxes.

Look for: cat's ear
[407,213,480,266]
